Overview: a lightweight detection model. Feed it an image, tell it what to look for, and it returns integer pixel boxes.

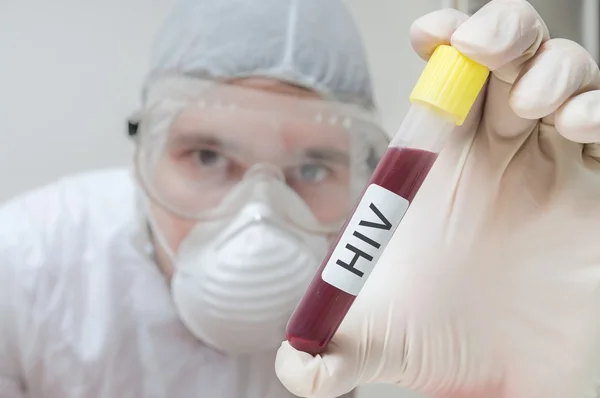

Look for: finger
[410,8,484,141]
[511,39,600,121]
[451,0,550,84]
[555,90,600,145]
[410,8,470,61]
[584,143,600,158]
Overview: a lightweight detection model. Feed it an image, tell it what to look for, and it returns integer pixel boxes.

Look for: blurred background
[0,0,597,396]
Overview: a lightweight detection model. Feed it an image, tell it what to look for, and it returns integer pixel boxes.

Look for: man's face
[139,78,354,277]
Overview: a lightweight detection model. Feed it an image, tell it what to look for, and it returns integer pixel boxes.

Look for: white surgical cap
[144,0,375,110]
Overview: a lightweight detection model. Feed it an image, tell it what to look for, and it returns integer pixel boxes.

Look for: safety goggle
[133,77,389,233]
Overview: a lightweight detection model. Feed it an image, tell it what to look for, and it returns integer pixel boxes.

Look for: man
[0,0,387,396]
[276,2,600,398]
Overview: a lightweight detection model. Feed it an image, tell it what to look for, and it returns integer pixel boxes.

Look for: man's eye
[295,163,330,183]
[196,149,227,167]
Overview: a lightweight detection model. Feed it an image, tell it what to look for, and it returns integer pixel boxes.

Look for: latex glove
[276,1,600,397]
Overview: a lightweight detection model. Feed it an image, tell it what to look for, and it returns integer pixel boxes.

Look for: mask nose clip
[244,163,285,182]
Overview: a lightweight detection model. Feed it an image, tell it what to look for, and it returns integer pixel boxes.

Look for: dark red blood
[286,147,438,355]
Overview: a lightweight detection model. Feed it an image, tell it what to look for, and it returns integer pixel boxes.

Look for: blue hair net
[144,0,375,110]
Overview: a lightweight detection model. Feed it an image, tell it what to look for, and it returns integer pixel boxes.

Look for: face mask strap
[142,196,178,265]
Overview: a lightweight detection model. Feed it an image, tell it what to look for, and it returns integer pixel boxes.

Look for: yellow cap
[409,45,489,126]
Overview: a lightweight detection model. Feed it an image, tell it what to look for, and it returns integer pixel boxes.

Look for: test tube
[286,45,490,356]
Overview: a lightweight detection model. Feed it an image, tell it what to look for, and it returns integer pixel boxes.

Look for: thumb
[275,280,404,397]
[275,302,367,398]
[275,337,359,398]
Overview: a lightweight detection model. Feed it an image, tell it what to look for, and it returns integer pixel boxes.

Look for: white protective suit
[0,0,375,396]
[276,2,600,398]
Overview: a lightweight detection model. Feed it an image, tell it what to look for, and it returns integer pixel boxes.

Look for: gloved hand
[275,1,600,397]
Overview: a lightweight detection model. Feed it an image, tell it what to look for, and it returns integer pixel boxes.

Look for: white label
[321,184,409,296]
